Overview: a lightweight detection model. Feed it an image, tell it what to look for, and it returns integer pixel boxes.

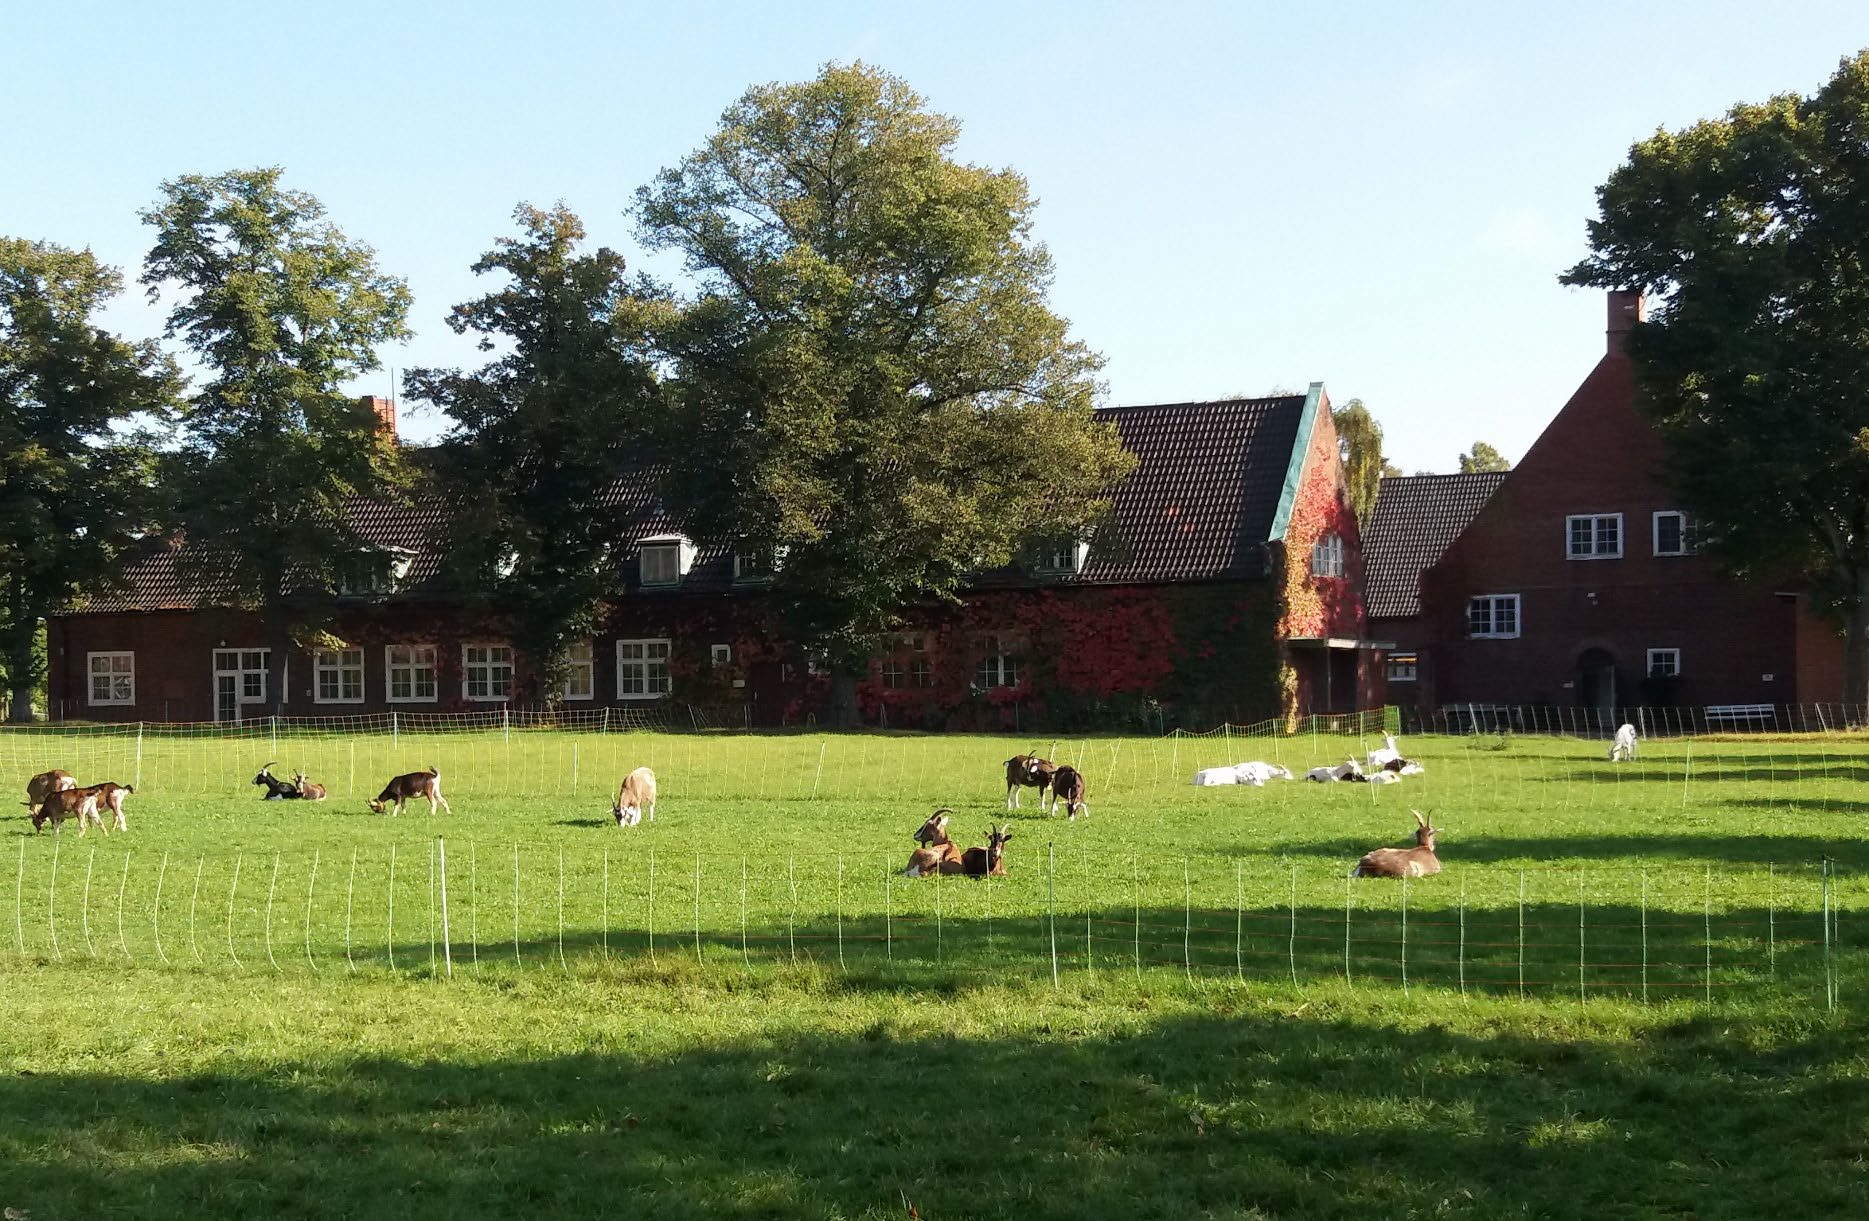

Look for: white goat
[611,766,657,826]
[1367,733,1402,770]
[1305,759,1365,783]
[1191,761,1293,787]
[1609,723,1638,762]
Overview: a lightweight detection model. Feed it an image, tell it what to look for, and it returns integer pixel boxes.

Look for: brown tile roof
[67,396,1314,613]
[1362,472,1507,619]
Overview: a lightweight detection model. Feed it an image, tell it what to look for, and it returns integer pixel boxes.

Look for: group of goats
[253,762,453,815]
[1192,733,1426,788]
[21,769,135,836]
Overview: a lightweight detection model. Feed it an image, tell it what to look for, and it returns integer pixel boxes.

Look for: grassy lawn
[3,725,1868,1217]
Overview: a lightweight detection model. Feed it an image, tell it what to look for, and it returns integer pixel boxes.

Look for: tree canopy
[142,168,410,714]
[405,204,663,700]
[635,62,1134,721]
[1561,50,1869,699]
[1331,398,1399,520]
[1,239,178,720]
[1458,441,1510,474]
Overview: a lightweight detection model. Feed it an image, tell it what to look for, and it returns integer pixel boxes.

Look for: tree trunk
[829,670,861,729]
[263,587,292,719]
[1846,572,1869,710]
[3,606,39,724]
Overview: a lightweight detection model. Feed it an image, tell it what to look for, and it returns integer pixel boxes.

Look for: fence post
[557,846,566,971]
[135,722,144,788]
[469,841,478,973]
[1516,870,1526,999]
[1577,871,1586,1003]
[1182,857,1192,984]
[438,838,452,978]
[600,846,608,960]
[1457,879,1466,998]
[384,846,394,971]
[1134,857,1142,980]
[1682,743,1692,807]
[1288,864,1298,988]
[1342,872,1352,986]
[1400,875,1409,997]
[1047,843,1059,988]
[648,846,656,962]
[573,742,579,794]
[226,853,243,970]
[740,855,749,973]
[512,843,520,968]
[1640,870,1649,1003]
[81,845,94,958]
[1767,863,1776,978]
[1234,860,1244,985]
[835,855,845,972]
[811,743,827,800]
[116,852,133,959]
[693,851,702,966]
[14,839,23,956]
[191,857,204,965]
[885,865,893,963]
[265,851,281,972]
[305,848,320,972]
[503,707,510,744]
[392,710,399,749]
[344,850,355,972]
[1703,865,1713,1006]
[270,714,278,759]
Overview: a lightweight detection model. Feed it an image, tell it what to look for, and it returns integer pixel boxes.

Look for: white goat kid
[1609,723,1638,762]
[1366,733,1402,771]
[1305,759,1365,783]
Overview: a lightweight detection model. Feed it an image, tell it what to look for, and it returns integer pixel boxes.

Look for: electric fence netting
[2,710,1864,1006]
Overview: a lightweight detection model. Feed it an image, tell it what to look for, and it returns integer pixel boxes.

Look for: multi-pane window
[1311,532,1345,577]
[1566,513,1624,559]
[212,649,271,721]
[911,657,933,688]
[975,635,1020,688]
[1386,652,1418,683]
[617,639,672,699]
[1467,594,1521,639]
[733,551,773,582]
[463,644,513,701]
[562,640,594,701]
[1653,511,1698,556]
[87,652,134,705]
[385,645,438,703]
[1647,648,1682,678]
[640,545,681,586]
[314,648,364,704]
[881,659,906,689]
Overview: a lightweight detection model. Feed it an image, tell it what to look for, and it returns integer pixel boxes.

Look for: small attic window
[1311,533,1345,578]
[733,549,777,583]
[1034,538,1091,575]
[639,534,694,587]
[338,547,413,596]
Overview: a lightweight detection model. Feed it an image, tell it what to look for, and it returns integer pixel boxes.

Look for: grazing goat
[1609,723,1638,762]
[33,785,104,835]
[369,767,451,816]
[292,771,327,801]
[610,767,657,827]
[1047,765,1089,820]
[1351,810,1441,878]
[1367,732,1402,770]
[1305,759,1365,783]
[960,824,1013,876]
[253,763,301,800]
[26,769,75,808]
[1004,753,1057,809]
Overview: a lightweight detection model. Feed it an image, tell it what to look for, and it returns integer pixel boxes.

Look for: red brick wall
[1277,393,1374,715]
[1419,353,1839,709]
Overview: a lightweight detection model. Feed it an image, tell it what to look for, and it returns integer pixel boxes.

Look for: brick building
[47,388,1382,728]
[1404,292,1843,720]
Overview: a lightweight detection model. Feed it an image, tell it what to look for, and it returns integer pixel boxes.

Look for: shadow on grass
[1549,757,1869,784]
[2,1000,1865,1219]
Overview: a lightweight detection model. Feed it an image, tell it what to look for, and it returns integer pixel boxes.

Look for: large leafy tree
[1562,50,1869,701]
[1331,398,1399,519]
[405,204,662,701]
[1,239,178,721]
[635,62,1135,723]
[1458,441,1510,474]
[142,168,411,716]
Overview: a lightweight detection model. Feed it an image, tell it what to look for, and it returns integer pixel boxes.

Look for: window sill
[618,693,671,702]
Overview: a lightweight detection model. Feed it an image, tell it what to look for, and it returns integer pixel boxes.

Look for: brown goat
[610,767,657,827]
[904,809,963,877]
[1004,753,1057,809]
[1046,765,1088,820]
[960,823,1013,877]
[26,769,76,809]
[33,785,104,835]
[90,782,135,833]
[368,767,451,816]
[293,771,327,801]
[1351,810,1441,879]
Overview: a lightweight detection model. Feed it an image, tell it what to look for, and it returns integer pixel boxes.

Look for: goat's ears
[1412,809,1428,828]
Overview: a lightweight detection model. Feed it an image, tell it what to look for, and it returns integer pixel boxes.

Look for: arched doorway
[1576,646,1617,732]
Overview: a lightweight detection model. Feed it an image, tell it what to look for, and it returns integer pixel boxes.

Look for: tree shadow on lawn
[3,996,1865,1220]
[1548,757,1869,784]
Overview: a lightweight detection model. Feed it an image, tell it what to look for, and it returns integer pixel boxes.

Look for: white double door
[212,648,272,723]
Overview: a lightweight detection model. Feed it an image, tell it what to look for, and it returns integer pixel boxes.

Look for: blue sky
[7,2,1866,474]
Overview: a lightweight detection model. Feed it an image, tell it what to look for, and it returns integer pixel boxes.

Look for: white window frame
[975,635,1020,689]
[313,648,365,705]
[732,551,774,583]
[616,638,672,700]
[1652,510,1696,557]
[384,644,438,704]
[1311,532,1345,578]
[462,643,514,703]
[640,544,682,587]
[562,640,595,701]
[1566,513,1624,560]
[87,651,135,706]
[1386,652,1418,683]
[1467,594,1522,640]
[211,648,273,721]
[1647,647,1682,678]
[710,643,732,667]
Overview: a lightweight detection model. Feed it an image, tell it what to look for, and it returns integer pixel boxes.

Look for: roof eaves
[1266,381,1325,541]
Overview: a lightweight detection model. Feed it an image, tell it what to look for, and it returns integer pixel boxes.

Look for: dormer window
[733,549,777,583]
[1033,537,1091,575]
[639,534,695,587]
[337,547,413,596]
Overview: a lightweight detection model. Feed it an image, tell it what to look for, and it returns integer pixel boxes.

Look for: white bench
[1704,703,1775,730]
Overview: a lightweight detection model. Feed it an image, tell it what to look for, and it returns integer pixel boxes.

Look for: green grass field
[3,725,1868,1218]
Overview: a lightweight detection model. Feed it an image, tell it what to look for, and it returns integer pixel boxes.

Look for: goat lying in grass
[253,763,301,800]
[1306,759,1365,782]
[1192,761,1293,786]
[904,809,962,877]
[1350,810,1441,878]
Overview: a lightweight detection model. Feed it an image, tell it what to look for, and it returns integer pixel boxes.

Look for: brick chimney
[1606,290,1647,356]
[358,395,397,441]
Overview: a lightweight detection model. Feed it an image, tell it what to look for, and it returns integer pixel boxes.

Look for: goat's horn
[1412,809,1428,828]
